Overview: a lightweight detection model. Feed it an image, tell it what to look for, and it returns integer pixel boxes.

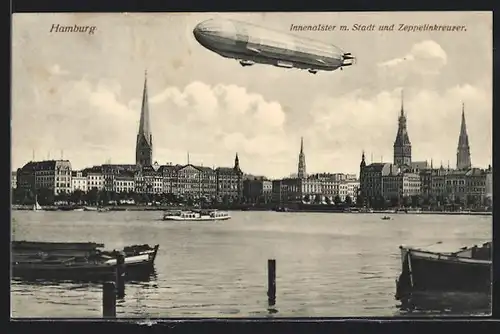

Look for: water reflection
[395,292,491,316]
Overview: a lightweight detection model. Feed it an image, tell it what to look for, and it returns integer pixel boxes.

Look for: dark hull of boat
[13,241,105,251]
[12,260,155,282]
[396,250,492,303]
[11,243,160,282]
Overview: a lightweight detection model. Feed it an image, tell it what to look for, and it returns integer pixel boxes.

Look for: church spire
[136,70,153,166]
[234,152,240,171]
[400,89,404,117]
[456,102,471,170]
[298,137,307,179]
[393,89,412,166]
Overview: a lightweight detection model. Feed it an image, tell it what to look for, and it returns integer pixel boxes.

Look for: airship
[193,18,355,74]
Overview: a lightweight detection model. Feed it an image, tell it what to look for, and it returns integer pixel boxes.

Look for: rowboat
[395,241,492,310]
[11,241,159,282]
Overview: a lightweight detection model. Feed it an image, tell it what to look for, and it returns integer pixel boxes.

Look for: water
[11,210,492,318]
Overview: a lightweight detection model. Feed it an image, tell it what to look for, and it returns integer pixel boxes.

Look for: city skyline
[12,12,492,179]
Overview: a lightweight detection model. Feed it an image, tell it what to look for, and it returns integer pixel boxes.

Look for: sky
[11,12,492,179]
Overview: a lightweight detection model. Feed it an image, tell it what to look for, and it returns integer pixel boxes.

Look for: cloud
[302,84,491,173]
[12,78,294,178]
[378,40,448,75]
[48,64,69,76]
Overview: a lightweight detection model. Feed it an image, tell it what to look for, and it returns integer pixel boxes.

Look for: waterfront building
[17,160,72,195]
[11,172,17,189]
[243,176,273,203]
[71,170,88,192]
[84,166,105,190]
[215,153,243,200]
[113,171,135,193]
[381,170,421,200]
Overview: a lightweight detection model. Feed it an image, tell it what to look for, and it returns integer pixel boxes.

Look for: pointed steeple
[360,150,366,168]
[139,69,152,144]
[456,102,471,170]
[400,89,405,117]
[393,88,411,166]
[298,137,306,179]
[135,70,153,166]
[234,152,240,171]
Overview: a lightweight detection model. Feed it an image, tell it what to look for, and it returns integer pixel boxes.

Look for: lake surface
[10,210,492,318]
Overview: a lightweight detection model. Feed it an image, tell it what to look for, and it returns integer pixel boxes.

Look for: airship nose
[193,19,237,49]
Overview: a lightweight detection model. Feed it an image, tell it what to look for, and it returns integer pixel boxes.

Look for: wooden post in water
[102,281,116,318]
[267,259,276,306]
[115,252,125,298]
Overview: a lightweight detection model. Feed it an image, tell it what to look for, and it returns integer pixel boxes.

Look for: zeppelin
[193,18,355,74]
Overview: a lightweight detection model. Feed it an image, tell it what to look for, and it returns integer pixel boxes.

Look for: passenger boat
[162,209,231,221]
[11,241,159,282]
[395,241,492,309]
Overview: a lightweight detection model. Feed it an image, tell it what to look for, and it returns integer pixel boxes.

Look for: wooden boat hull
[395,245,492,307]
[11,243,159,282]
[12,259,155,282]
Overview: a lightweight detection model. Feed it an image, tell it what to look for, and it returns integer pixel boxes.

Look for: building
[456,103,472,170]
[381,171,421,201]
[243,176,273,203]
[215,153,243,200]
[11,172,17,189]
[174,164,217,199]
[136,71,153,167]
[71,170,88,192]
[84,166,105,190]
[360,161,397,201]
[393,91,412,167]
[17,160,72,195]
[297,137,307,179]
[113,171,135,193]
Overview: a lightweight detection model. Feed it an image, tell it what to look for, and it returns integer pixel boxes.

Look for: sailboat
[33,195,43,211]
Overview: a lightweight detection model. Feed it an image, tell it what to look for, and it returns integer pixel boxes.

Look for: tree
[303,194,311,203]
[86,188,99,205]
[345,195,353,207]
[333,195,342,206]
[411,195,420,208]
[37,187,55,205]
[70,189,84,204]
[402,196,411,208]
[390,196,400,208]
[356,193,365,207]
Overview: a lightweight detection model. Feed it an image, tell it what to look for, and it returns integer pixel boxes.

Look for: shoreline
[11,205,492,216]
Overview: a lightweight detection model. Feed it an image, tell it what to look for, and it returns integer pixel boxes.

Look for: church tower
[456,103,472,170]
[297,137,307,179]
[234,152,241,172]
[136,70,153,167]
[393,90,412,166]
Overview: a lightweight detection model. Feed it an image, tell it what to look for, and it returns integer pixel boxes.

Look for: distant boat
[163,209,231,221]
[83,206,98,211]
[381,216,392,220]
[395,241,492,308]
[33,196,43,211]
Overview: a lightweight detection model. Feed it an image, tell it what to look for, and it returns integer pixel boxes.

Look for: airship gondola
[193,18,355,74]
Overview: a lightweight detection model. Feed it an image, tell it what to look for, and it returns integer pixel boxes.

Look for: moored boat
[395,241,492,309]
[33,195,43,211]
[162,209,231,221]
[11,241,159,282]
